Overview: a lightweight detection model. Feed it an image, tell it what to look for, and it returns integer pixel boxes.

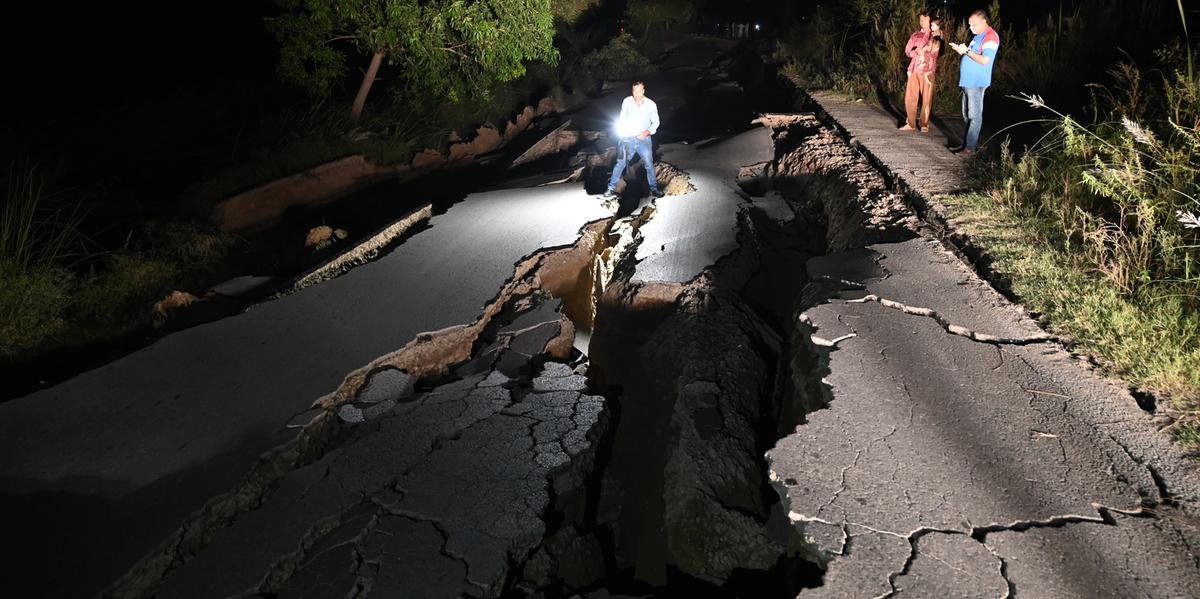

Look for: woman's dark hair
[927,12,945,52]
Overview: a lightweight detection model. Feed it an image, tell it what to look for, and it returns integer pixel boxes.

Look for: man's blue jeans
[961,86,987,151]
[607,136,658,193]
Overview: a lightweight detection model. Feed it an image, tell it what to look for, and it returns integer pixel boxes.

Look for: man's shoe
[651,188,665,198]
[601,189,618,199]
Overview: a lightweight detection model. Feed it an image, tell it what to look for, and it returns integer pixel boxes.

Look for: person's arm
[641,102,660,139]
[965,31,998,65]
[964,47,990,64]
[904,32,922,58]
[952,41,985,64]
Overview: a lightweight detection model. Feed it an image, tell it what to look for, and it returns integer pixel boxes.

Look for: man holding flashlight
[603,81,663,199]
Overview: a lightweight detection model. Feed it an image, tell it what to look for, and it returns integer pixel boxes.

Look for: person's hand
[951,42,967,55]
[637,130,650,140]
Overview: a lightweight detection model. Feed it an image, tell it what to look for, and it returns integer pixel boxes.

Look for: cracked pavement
[156,356,605,598]
[768,238,1200,598]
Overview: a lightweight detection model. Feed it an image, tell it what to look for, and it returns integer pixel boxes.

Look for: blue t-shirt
[959,27,1000,87]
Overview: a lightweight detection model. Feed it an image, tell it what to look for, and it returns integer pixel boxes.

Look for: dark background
[4,2,278,125]
[2,1,285,226]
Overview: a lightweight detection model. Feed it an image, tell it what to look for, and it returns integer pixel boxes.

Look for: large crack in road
[97,51,849,596]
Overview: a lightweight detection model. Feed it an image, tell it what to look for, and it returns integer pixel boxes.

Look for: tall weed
[0,163,84,359]
[999,57,1199,298]
[1,163,85,271]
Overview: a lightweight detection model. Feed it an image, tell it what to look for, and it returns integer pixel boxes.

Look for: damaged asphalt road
[4,37,1200,599]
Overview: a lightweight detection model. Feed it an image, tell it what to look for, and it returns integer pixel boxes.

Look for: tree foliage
[551,0,601,24]
[627,0,698,38]
[580,33,652,81]
[269,0,559,103]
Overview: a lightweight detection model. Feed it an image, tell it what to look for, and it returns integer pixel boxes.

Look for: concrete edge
[276,202,435,297]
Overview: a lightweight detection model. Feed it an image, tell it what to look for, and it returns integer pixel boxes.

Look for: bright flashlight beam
[615,117,641,139]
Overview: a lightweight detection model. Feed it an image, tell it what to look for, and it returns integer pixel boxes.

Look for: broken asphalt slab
[634,126,775,284]
[153,361,606,598]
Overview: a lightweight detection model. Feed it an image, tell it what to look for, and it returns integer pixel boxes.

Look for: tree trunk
[350,51,385,125]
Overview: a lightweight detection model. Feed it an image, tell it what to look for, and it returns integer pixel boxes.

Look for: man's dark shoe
[601,189,618,199]
[651,188,665,198]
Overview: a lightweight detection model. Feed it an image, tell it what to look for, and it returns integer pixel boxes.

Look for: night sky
[5,2,277,126]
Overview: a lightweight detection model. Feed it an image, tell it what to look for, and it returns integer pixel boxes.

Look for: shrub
[0,260,71,359]
[1000,60,1199,297]
[775,5,865,94]
[71,253,182,336]
[581,33,654,84]
[0,163,85,359]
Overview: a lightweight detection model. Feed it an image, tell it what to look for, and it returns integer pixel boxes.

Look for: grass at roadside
[941,190,1200,447]
[1,213,234,362]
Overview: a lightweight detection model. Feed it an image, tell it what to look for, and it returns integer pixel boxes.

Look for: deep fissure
[495,115,897,597]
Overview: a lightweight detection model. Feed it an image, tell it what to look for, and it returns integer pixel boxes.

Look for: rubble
[152,290,199,326]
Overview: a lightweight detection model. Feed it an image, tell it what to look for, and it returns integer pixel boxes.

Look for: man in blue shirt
[604,81,664,199]
[949,10,1001,154]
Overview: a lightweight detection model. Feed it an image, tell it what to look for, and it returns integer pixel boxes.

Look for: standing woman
[901,11,942,132]
[901,11,932,131]
[918,15,944,133]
